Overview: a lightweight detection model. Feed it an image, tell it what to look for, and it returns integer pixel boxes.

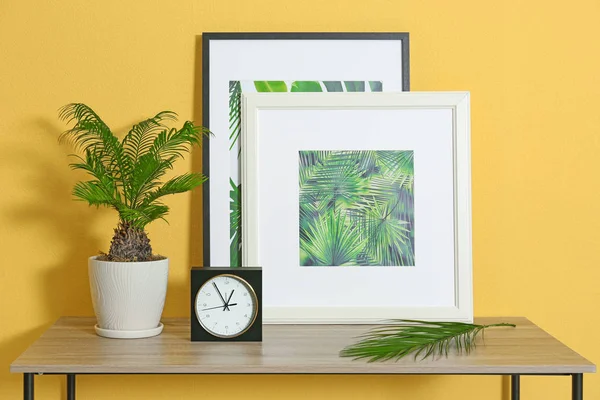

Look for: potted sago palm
[59,103,209,338]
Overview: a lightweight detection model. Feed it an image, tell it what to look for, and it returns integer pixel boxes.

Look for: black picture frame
[201,32,410,267]
[191,267,262,342]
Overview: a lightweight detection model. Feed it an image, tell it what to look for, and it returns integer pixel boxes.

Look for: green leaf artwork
[291,81,322,92]
[299,150,414,267]
[368,81,383,92]
[228,81,383,266]
[344,81,365,92]
[253,81,288,92]
[229,178,241,267]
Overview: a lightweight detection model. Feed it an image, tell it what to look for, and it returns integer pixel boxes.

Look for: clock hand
[224,289,235,311]
[212,282,230,311]
[202,304,238,311]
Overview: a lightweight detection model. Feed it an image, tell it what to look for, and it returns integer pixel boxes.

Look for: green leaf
[299,150,415,267]
[58,103,209,231]
[369,81,383,92]
[323,81,343,92]
[122,111,178,166]
[129,153,171,206]
[299,150,366,209]
[149,121,209,161]
[230,179,241,267]
[300,210,366,266]
[344,81,365,92]
[116,203,170,229]
[254,81,288,92]
[291,81,323,92]
[340,320,516,362]
[59,103,130,196]
[353,198,412,266]
[72,180,117,208]
[141,173,207,206]
[229,81,242,151]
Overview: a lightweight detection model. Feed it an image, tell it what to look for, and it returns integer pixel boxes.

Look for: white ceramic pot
[88,256,168,339]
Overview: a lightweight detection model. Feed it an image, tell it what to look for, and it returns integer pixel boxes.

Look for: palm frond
[229,81,242,151]
[59,103,208,229]
[59,103,128,168]
[72,180,118,208]
[58,103,113,151]
[68,150,117,196]
[299,150,415,267]
[352,197,412,266]
[141,172,207,205]
[299,197,331,240]
[299,151,366,209]
[298,150,332,168]
[300,210,366,266]
[340,320,516,362]
[59,103,209,260]
[59,103,132,199]
[116,203,170,229]
[149,121,209,161]
[128,153,175,207]
[122,111,178,166]
[378,150,414,177]
[230,179,241,267]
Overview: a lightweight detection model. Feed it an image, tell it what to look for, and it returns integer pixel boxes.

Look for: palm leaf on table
[340,320,516,362]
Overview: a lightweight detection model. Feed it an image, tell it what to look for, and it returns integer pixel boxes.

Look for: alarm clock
[190,267,262,341]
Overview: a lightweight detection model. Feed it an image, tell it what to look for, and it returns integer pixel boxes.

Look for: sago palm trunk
[108,221,152,261]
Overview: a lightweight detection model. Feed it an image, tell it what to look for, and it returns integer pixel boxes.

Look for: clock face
[194,274,258,338]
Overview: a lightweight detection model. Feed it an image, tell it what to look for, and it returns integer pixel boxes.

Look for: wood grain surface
[10,317,595,374]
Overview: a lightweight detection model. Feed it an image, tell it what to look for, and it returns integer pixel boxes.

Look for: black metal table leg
[511,374,520,400]
[573,374,583,400]
[24,373,34,400]
[67,374,76,400]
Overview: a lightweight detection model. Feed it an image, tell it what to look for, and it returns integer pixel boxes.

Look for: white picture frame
[242,92,472,324]
[202,33,410,267]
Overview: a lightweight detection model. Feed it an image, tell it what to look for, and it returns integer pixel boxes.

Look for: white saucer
[94,323,164,339]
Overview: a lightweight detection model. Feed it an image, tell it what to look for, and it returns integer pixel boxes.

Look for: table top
[10,317,595,374]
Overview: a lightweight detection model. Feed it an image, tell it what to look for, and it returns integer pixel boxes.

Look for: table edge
[10,365,597,374]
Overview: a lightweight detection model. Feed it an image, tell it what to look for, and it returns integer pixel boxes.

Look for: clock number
[243,293,247,296]
[205,314,210,318]
[206,293,211,296]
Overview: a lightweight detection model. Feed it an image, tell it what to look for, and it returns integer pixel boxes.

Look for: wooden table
[10,317,595,399]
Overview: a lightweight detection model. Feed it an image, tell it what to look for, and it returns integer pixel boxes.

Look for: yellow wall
[1,0,599,398]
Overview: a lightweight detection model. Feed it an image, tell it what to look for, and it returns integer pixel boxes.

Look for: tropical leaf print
[323,81,343,92]
[228,81,242,151]
[369,81,383,92]
[300,210,367,266]
[299,150,415,267]
[228,81,383,266]
[254,81,288,92]
[344,81,365,92]
[229,178,241,267]
[291,81,322,92]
